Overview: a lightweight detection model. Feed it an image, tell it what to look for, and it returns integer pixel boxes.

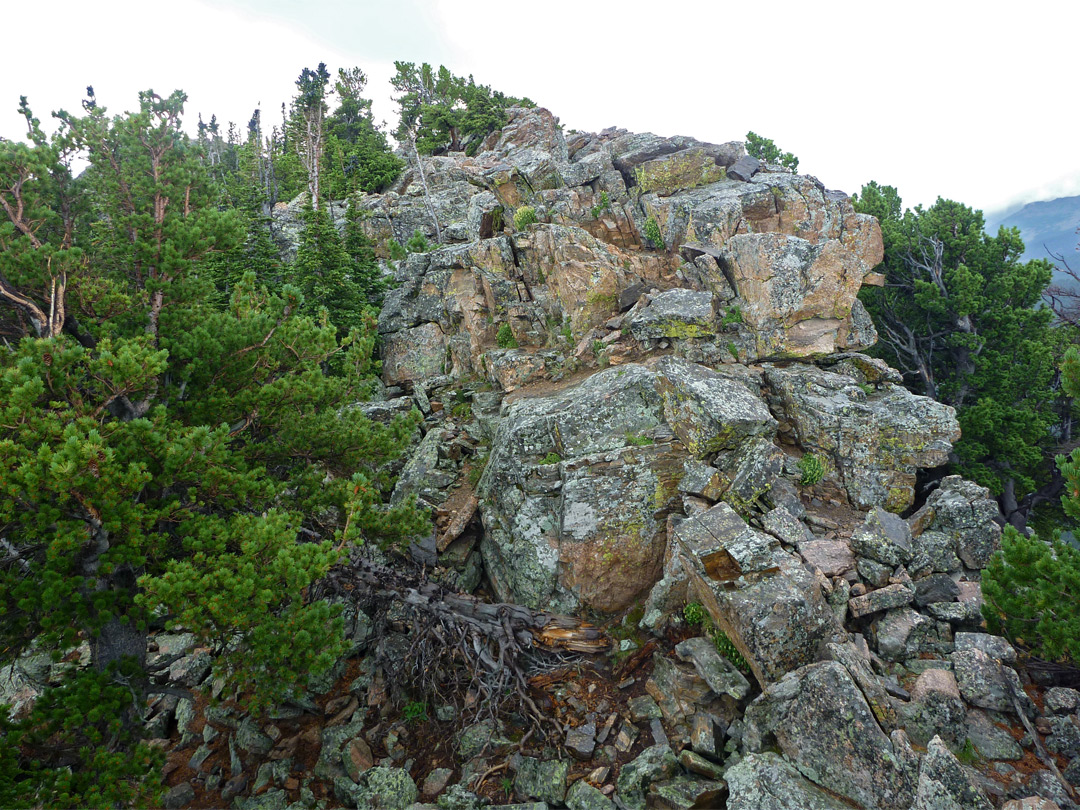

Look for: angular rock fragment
[744,661,916,810]
[914,736,993,810]
[676,503,843,685]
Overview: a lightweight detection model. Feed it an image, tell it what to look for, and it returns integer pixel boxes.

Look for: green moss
[721,305,743,327]
[624,433,654,447]
[644,215,663,248]
[539,452,562,465]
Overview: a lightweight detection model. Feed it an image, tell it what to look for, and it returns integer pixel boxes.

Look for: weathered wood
[317,554,609,741]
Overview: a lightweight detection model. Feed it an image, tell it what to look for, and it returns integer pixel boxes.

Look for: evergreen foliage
[745,131,799,171]
[391,62,534,156]
[982,526,1080,665]
[513,205,538,230]
[0,88,425,803]
[854,182,1059,508]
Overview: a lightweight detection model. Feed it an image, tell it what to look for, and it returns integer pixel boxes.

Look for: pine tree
[854,183,1060,524]
[0,88,425,805]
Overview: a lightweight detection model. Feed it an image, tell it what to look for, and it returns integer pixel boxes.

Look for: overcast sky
[3,0,1076,217]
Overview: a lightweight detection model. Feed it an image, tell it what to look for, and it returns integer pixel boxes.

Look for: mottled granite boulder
[914,736,993,810]
[726,752,858,810]
[744,661,917,810]
[676,503,844,685]
[765,364,959,511]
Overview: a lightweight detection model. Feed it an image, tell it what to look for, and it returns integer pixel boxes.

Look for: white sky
[3,0,1077,217]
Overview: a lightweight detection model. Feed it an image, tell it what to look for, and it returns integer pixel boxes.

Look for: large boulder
[654,355,777,459]
[479,365,681,612]
[765,364,960,512]
[675,502,844,685]
[479,357,782,614]
[914,736,993,810]
[726,752,860,810]
[907,476,1002,570]
[744,661,917,810]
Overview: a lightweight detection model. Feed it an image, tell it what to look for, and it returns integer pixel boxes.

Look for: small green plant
[500,775,514,796]
[726,341,740,361]
[682,602,751,675]
[590,191,611,218]
[405,228,430,253]
[643,215,663,248]
[402,700,428,723]
[858,382,875,396]
[625,433,654,447]
[387,238,406,261]
[496,323,518,349]
[451,402,472,420]
[539,452,562,465]
[683,602,708,626]
[561,318,573,342]
[491,206,504,232]
[713,630,751,675]
[591,339,605,356]
[513,205,538,230]
[797,453,826,486]
[721,305,743,327]
[956,738,981,766]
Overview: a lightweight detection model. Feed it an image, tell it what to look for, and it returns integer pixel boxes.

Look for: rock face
[326,105,889,396]
[256,111,1052,810]
[765,364,959,512]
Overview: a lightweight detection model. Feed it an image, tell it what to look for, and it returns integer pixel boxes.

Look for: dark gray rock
[615,745,679,810]
[848,582,915,618]
[647,774,725,809]
[727,155,761,182]
[852,507,914,567]
[514,757,569,805]
[674,636,752,701]
[955,632,1017,664]
[565,778,614,810]
[1047,716,1080,758]
[952,648,1031,714]
[689,712,726,761]
[566,720,597,760]
[1045,687,1080,715]
[915,573,962,607]
[163,782,196,809]
[966,709,1024,760]
[628,695,663,722]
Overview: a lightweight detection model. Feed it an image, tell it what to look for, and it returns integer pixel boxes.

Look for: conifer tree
[0,88,425,805]
[854,183,1059,525]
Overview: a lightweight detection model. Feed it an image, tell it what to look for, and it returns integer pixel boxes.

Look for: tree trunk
[410,135,442,245]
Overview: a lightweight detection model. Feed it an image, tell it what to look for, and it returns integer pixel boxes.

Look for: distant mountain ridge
[986,194,1080,268]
